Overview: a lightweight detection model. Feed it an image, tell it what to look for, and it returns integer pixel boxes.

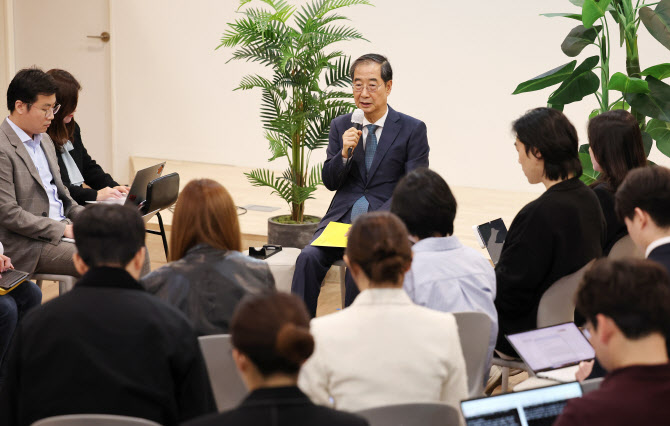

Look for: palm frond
[325,56,352,88]
[235,74,277,92]
[266,131,291,162]
[308,163,324,187]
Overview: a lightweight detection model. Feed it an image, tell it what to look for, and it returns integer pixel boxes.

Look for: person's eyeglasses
[27,103,61,118]
[353,82,383,93]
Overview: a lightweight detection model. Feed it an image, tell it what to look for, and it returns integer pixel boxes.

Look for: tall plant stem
[600,18,611,113]
[625,32,646,130]
[291,84,302,222]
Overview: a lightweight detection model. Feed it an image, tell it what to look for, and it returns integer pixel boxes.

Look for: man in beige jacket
[0,68,83,275]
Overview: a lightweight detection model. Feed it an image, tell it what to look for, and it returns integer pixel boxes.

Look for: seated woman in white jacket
[298,212,468,412]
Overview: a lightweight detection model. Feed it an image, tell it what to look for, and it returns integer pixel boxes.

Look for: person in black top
[46,69,128,204]
[587,110,647,254]
[494,107,605,356]
[184,292,368,426]
[0,204,216,426]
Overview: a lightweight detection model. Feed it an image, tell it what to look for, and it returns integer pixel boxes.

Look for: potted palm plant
[218,0,371,248]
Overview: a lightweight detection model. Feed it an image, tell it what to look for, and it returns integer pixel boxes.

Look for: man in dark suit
[0,204,216,426]
[615,166,670,271]
[291,54,429,316]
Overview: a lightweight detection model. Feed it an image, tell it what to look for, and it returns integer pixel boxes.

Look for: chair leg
[36,280,43,290]
[157,212,169,259]
[501,367,510,393]
[59,278,75,295]
[339,265,346,308]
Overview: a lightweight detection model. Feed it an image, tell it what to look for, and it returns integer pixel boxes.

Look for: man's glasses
[27,103,61,118]
[353,83,383,93]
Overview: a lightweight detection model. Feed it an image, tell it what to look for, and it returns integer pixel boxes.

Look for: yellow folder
[311,222,352,248]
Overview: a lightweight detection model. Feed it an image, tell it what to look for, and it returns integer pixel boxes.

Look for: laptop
[473,218,507,265]
[94,162,165,209]
[461,381,582,425]
[0,269,30,295]
[506,322,595,383]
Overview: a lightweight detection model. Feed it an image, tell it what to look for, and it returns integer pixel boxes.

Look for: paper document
[311,222,351,248]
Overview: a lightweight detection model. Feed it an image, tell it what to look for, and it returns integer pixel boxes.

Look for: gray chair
[453,312,492,397]
[31,414,161,426]
[493,260,595,392]
[581,377,604,395]
[333,259,347,307]
[32,273,77,295]
[198,334,248,412]
[608,235,644,260]
[536,260,594,328]
[356,403,461,426]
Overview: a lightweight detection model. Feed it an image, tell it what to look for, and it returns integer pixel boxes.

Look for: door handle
[87,32,110,43]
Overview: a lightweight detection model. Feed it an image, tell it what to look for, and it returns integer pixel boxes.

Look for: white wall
[110,0,670,191]
[0,0,11,118]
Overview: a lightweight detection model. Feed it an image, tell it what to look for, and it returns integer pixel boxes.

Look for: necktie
[350,124,379,222]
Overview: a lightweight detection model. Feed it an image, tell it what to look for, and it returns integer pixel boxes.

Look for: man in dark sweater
[0,204,216,426]
[495,108,605,356]
[554,258,670,426]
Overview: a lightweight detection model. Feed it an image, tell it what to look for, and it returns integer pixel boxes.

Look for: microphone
[349,109,365,158]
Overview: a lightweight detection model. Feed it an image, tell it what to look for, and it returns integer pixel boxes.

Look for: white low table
[244,248,301,293]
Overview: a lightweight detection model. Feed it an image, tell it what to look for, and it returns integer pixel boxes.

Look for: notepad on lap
[0,269,30,295]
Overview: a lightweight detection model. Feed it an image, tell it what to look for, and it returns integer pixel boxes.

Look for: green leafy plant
[218,0,371,223]
[513,0,670,184]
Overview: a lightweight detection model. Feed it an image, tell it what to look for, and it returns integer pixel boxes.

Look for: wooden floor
[43,157,539,318]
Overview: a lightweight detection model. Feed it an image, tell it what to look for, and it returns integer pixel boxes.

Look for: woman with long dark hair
[46,69,127,204]
[141,178,275,335]
[588,109,647,254]
[184,292,368,426]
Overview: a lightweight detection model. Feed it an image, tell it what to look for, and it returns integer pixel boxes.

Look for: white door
[12,0,112,173]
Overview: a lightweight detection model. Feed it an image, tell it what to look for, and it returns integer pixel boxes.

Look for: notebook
[461,381,582,425]
[0,269,30,295]
[506,322,595,382]
[473,218,507,265]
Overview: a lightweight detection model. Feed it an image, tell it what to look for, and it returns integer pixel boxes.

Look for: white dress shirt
[646,236,670,258]
[299,288,468,413]
[6,118,65,220]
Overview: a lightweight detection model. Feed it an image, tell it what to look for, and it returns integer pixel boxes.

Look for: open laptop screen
[506,322,595,373]
[461,382,582,426]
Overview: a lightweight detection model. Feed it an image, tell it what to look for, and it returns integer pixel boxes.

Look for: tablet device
[474,218,507,265]
[461,381,582,425]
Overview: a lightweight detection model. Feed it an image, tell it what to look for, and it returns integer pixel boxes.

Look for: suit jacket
[319,106,429,232]
[298,289,468,412]
[0,118,84,272]
[184,386,369,426]
[647,243,670,273]
[494,178,605,356]
[56,122,119,204]
[0,267,216,426]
